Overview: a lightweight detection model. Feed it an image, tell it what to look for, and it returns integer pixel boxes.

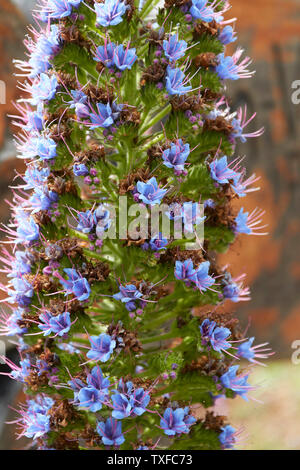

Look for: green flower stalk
[0,0,272,450]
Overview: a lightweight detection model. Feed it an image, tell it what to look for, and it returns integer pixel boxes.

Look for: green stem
[139,104,171,135]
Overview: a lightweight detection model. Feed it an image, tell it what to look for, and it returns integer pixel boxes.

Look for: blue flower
[223,281,244,302]
[68,90,87,109]
[174,259,196,282]
[95,204,112,238]
[216,50,254,81]
[94,41,116,68]
[165,66,192,96]
[220,365,251,401]
[111,392,132,419]
[28,25,61,77]
[31,73,58,105]
[199,319,232,353]
[11,358,32,383]
[77,386,106,412]
[149,233,168,251]
[219,425,237,449]
[24,106,44,132]
[23,166,50,190]
[183,407,196,429]
[130,388,150,416]
[237,337,273,365]
[162,140,190,172]
[163,34,187,62]
[193,261,215,292]
[87,333,116,362]
[95,0,128,27]
[237,337,255,361]
[160,408,189,436]
[74,210,96,234]
[38,311,72,337]
[209,156,237,184]
[8,276,34,307]
[36,135,57,161]
[73,163,89,176]
[96,418,125,447]
[181,202,205,233]
[87,366,110,393]
[190,0,214,22]
[113,284,143,311]
[136,177,167,205]
[23,396,54,439]
[89,102,114,129]
[29,188,58,213]
[113,44,137,71]
[58,268,91,301]
[16,216,40,244]
[234,208,251,234]
[218,26,237,45]
[9,251,32,278]
[43,0,82,20]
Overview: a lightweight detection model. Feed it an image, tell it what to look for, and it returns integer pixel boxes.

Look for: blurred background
[0,0,299,449]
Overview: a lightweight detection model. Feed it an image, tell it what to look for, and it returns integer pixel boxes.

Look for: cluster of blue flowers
[0,0,271,452]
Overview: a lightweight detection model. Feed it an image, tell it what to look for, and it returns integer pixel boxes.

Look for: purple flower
[234,208,251,234]
[113,44,137,71]
[96,418,125,447]
[136,177,167,205]
[87,333,116,362]
[165,66,192,96]
[95,0,128,28]
[58,268,91,301]
[160,408,189,436]
[163,34,187,62]
[162,139,190,172]
[199,319,231,353]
